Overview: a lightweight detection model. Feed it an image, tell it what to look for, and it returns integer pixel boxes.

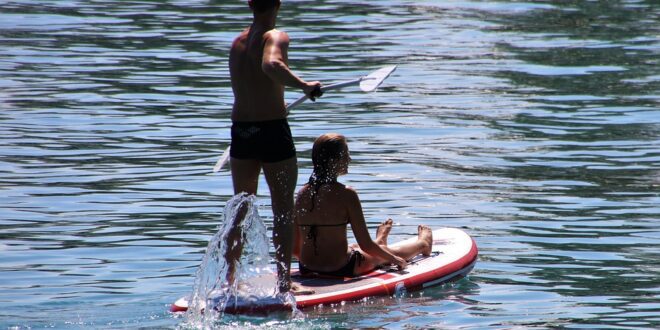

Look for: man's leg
[224,158,261,285]
[263,156,297,294]
[230,158,261,195]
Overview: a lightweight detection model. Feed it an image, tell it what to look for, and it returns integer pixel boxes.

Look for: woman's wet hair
[307,133,347,211]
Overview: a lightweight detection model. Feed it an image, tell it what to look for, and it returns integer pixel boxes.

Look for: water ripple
[1,0,659,328]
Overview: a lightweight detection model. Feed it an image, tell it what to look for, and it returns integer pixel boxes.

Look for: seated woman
[293,133,433,277]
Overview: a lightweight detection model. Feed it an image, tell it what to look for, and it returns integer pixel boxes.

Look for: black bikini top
[298,220,349,256]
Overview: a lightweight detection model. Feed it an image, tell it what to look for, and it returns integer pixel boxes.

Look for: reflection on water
[1,0,658,328]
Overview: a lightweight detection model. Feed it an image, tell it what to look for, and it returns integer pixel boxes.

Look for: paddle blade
[213,146,231,172]
[359,65,397,92]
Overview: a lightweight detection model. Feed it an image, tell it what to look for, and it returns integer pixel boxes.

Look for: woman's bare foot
[418,225,433,256]
[375,219,394,245]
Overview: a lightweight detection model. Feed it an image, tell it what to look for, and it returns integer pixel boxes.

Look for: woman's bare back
[294,183,353,271]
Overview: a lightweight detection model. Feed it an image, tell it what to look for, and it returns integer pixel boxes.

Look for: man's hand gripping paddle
[213,65,397,172]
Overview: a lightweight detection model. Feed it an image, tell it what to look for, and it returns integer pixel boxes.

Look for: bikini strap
[301,220,349,256]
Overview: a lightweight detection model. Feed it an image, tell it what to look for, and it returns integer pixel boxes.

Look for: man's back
[229,27,288,122]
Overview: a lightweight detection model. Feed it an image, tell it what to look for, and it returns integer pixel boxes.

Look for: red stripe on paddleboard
[366,270,397,280]
[170,304,187,313]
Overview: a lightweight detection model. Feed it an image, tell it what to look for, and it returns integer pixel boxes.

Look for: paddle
[213,65,397,172]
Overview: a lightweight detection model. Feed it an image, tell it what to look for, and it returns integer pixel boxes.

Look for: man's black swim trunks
[230,118,296,163]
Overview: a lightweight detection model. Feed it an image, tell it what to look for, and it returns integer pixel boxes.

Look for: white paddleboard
[171,227,477,314]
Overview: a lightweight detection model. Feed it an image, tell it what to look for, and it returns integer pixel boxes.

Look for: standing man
[225,0,322,295]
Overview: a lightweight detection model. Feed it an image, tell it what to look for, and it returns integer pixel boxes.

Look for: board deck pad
[171,227,477,313]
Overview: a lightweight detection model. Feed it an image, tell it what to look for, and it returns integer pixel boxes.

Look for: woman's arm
[345,188,407,269]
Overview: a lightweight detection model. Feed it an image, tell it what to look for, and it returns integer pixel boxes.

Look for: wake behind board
[171,227,477,314]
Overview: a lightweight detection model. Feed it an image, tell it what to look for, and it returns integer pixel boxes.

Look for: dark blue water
[1,0,658,328]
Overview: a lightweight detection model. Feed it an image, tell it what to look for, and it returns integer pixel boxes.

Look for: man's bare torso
[229,26,287,122]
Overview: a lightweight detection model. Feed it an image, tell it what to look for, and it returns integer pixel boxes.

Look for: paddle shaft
[286,78,362,111]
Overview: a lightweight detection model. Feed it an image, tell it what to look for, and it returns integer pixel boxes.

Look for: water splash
[183,193,296,328]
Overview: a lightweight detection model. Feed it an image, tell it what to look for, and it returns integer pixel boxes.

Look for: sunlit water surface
[1,0,658,329]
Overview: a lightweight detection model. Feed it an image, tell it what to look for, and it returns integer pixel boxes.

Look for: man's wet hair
[250,0,280,13]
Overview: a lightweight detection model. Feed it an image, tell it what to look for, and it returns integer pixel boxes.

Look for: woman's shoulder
[331,183,360,202]
[296,182,357,198]
[326,181,351,191]
[336,181,355,191]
